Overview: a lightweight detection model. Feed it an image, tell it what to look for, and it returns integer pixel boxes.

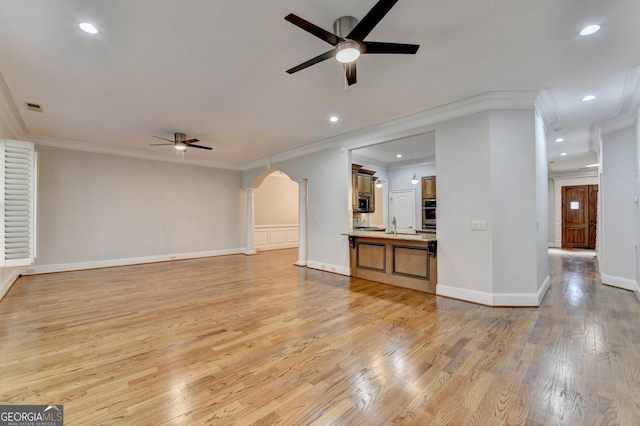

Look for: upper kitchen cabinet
[352,164,377,213]
[422,176,436,199]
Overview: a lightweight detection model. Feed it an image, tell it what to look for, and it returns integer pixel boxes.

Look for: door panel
[588,185,598,249]
[562,185,597,249]
[390,190,416,233]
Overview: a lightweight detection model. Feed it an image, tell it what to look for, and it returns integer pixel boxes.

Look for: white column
[244,188,257,255]
[295,179,308,266]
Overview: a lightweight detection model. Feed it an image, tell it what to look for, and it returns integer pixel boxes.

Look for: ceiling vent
[25,102,43,112]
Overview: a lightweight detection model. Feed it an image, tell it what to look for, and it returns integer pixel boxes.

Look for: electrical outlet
[472,220,487,230]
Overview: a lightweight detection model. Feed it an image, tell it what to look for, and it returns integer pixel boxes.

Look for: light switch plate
[472,220,487,230]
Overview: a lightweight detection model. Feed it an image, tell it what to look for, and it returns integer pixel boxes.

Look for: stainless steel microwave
[358,196,371,212]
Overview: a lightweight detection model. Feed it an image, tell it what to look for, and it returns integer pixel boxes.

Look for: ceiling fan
[149,133,212,157]
[285,0,419,86]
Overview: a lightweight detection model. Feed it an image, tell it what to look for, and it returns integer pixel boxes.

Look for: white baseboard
[537,275,551,305]
[436,284,494,306]
[436,277,550,307]
[0,266,21,301]
[24,248,246,275]
[601,274,638,292]
[306,260,350,276]
[256,242,298,252]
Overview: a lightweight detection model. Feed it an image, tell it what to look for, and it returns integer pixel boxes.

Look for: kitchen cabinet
[351,164,377,213]
[422,176,436,199]
[352,170,359,211]
[358,174,373,196]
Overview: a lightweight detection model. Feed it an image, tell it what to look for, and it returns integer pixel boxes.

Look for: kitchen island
[343,231,437,293]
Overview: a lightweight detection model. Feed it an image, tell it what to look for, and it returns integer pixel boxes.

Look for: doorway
[561,184,598,249]
[390,189,416,232]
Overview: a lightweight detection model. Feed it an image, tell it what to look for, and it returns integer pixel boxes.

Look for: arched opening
[253,171,299,253]
[244,170,307,266]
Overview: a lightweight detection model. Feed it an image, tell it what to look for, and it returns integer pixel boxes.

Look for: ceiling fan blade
[362,41,419,54]
[285,14,342,46]
[188,144,213,150]
[149,143,175,146]
[152,136,174,142]
[348,0,398,41]
[185,138,200,144]
[346,62,357,86]
[287,49,337,74]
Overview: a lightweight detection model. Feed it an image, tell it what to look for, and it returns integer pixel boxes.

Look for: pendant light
[375,179,383,189]
[410,136,419,185]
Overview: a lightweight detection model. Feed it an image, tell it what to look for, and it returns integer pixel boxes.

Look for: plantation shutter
[0,139,36,267]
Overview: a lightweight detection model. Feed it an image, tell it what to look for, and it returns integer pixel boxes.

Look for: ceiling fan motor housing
[333,16,358,38]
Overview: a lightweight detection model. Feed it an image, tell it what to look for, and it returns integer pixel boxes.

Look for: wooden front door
[562,184,598,249]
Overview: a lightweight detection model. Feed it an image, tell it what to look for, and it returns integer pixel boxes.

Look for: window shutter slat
[1,140,36,267]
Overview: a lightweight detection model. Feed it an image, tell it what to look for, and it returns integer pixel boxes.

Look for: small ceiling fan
[149,133,212,157]
[285,0,419,86]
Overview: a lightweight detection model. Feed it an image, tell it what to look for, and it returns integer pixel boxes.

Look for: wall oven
[422,199,436,230]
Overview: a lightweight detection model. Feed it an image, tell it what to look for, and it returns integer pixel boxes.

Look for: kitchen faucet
[391,216,397,235]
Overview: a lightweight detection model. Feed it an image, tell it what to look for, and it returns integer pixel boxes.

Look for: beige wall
[35,145,245,267]
[254,172,298,225]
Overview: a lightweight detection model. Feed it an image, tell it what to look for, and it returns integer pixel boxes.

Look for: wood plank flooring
[1,248,639,425]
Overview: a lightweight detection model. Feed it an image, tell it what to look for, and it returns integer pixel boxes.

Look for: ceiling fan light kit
[149,132,212,159]
[285,0,420,86]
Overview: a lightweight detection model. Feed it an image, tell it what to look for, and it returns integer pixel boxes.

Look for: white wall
[435,109,546,305]
[33,145,245,271]
[600,126,637,290]
[548,179,554,246]
[490,110,542,296]
[436,111,494,295]
[254,172,298,226]
[535,113,550,294]
[636,114,640,300]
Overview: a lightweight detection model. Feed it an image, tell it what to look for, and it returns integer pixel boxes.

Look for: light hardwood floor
[1,248,639,425]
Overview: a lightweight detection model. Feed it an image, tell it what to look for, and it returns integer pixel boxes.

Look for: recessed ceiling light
[555,138,564,142]
[585,163,598,167]
[396,154,402,158]
[580,25,601,36]
[79,22,98,34]
[560,152,568,156]
[582,95,596,102]
[329,116,338,122]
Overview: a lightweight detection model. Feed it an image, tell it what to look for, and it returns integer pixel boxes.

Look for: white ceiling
[0,0,638,172]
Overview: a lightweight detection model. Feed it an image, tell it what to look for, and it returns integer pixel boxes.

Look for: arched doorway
[244,170,308,266]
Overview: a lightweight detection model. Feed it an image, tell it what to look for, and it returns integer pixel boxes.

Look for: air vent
[25,102,43,112]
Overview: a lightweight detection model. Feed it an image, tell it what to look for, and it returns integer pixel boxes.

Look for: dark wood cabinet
[422,176,436,199]
[352,164,377,213]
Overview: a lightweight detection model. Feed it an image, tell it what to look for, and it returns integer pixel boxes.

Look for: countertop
[343,230,437,242]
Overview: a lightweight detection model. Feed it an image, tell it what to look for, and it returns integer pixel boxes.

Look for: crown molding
[619,64,640,117]
[0,64,28,139]
[549,169,598,179]
[241,91,539,171]
[27,134,242,171]
[535,90,560,131]
[596,114,637,136]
